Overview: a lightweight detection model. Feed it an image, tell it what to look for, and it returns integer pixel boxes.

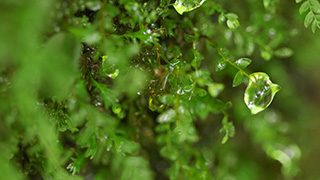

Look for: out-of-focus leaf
[274,47,294,58]
[208,83,224,97]
[157,109,176,124]
[260,48,273,61]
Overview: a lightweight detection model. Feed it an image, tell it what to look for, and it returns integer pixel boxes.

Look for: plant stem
[202,35,259,87]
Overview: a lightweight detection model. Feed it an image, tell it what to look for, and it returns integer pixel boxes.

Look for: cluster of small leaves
[0,0,306,179]
[219,13,240,30]
[297,0,320,33]
[214,1,294,62]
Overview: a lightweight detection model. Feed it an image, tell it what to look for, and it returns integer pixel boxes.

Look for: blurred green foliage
[1,0,320,179]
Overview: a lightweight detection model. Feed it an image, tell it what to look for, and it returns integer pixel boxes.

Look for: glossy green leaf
[304,12,314,28]
[216,59,227,71]
[173,0,206,15]
[219,48,233,60]
[299,1,309,14]
[235,58,252,69]
[233,71,245,87]
[226,19,240,29]
[244,72,281,114]
[296,0,303,3]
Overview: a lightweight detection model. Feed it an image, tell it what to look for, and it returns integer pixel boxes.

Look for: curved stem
[202,35,259,87]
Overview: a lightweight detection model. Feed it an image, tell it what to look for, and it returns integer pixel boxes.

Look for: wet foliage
[0,0,320,179]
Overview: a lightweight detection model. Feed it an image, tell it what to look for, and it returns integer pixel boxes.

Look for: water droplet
[244,72,280,114]
[177,88,185,95]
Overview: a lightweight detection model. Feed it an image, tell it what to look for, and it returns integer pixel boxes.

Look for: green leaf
[226,19,240,29]
[85,1,102,11]
[244,72,281,114]
[311,20,318,33]
[173,0,206,15]
[216,59,227,71]
[274,47,294,58]
[260,48,272,61]
[304,11,314,27]
[235,58,252,69]
[67,152,86,175]
[191,49,204,69]
[169,162,180,180]
[245,40,255,56]
[299,1,309,14]
[218,13,226,24]
[184,34,197,43]
[194,88,207,97]
[208,83,224,97]
[220,116,235,144]
[310,0,320,8]
[233,71,245,87]
[160,94,175,105]
[157,109,176,123]
[219,48,233,60]
[311,6,320,13]
[160,146,179,160]
[263,0,271,9]
[296,0,303,3]
[225,13,238,20]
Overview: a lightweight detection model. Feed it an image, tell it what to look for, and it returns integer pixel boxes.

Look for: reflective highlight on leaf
[216,58,227,71]
[244,72,281,114]
[235,58,252,69]
[173,0,206,15]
